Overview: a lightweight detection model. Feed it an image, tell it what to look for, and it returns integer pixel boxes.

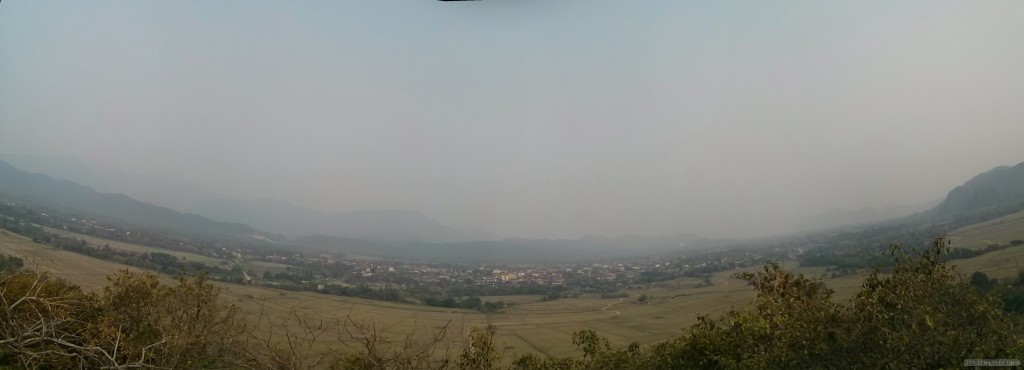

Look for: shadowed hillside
[935,161,1024,216]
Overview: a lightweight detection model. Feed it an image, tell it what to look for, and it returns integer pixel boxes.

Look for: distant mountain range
[0,156,729,263]
[795,162,1024,232]
[188,198,472,243]
[0,159,274,241]
[0,155,727,261]
[797,201,939,232]
[5,154,1024,263]
[797,161,1024,234]
[1,154,472,243]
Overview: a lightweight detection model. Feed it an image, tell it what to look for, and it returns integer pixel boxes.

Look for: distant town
[0,198,792,309]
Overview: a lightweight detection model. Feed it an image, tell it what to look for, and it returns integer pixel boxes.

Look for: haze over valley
[2,1,1024,369]
[4,1,1024,241]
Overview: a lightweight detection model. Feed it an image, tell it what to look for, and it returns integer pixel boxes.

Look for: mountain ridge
[1,154,472,243]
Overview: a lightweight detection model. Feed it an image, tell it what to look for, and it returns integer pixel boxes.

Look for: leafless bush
[0,272,167,369]
[1,271,500,370]
[333,316,455,370]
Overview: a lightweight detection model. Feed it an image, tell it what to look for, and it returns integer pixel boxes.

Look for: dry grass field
[174,267,760,358]
[945,210,1024,281]
[3,212,1024,358]
[0,229,755,357]
[948,210,1024,249]
[43,226,229,267]
[0,230,150,289]
[480,273,755,357]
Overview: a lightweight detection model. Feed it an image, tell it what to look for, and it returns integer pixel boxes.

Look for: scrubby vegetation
[508,238,1024,369]
[1,238,1022,369]
[0,254,22,274]
[0,271,241,368]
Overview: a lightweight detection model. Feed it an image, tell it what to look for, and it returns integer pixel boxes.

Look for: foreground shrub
[521,238,1024,370]
[0,270,242,369]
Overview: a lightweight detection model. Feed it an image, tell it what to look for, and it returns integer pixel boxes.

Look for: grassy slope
[945,210,1024,281]
[948,210,1024,249]
[0,230,150,289]
[43,226,228,267]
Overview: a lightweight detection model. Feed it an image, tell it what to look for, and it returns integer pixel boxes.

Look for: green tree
[970,271,995,292]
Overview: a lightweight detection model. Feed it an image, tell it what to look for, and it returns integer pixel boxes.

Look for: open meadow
[0,230,150,289]
[948,210,1024,249]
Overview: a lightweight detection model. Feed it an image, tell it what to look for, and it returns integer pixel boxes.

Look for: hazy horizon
[3,1,1024,239]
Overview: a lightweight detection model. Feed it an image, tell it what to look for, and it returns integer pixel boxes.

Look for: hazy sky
[2,1,1024,239]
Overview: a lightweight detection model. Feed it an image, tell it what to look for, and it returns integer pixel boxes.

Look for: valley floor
[2,210,1023,358]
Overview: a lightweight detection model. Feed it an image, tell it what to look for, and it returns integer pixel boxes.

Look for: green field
[3,212,1024,358]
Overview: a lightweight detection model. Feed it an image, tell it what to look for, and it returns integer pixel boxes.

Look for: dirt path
[601,298,623,317]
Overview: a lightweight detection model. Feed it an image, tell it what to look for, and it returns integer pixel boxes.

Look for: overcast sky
[2,1,1023,239]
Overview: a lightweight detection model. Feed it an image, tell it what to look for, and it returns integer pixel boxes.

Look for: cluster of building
[245,248,760,289]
